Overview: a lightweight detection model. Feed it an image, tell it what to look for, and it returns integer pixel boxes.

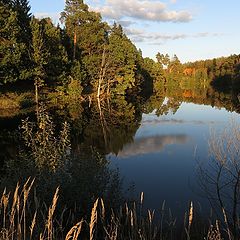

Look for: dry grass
[206,221,222,240]
[0,93,20,110]
[0,178,237,240]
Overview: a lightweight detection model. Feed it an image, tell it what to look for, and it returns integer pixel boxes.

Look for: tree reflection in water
[0,105,124,221]
[1,87,240,228]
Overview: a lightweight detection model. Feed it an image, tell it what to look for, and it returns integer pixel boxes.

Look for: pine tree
[40,18,69,85]
[61,0,109,94]
[12,0,31,43]
[0,0,32,84]
[105,24,141,95]
[167,54,183,85]
[60,0,90,60]
[30,18,49,105]
[156,52,170,69]
[143,57,165,94]
[0,1,25,83]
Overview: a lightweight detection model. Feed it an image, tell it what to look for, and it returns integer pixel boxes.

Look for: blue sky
[29,0,240,63]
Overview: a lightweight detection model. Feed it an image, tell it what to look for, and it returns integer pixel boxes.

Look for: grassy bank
[0,92,35,118]
[0,92,34,110]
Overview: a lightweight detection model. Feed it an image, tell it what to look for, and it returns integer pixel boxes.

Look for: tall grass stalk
[89,198,99,240]
[185,201,194,240]
[65,219,84,240]
[47,187,59,240]
[0,178,238,240]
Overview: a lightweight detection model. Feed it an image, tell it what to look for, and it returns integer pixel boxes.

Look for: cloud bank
[125,28,224,43]
[93,0,192,22]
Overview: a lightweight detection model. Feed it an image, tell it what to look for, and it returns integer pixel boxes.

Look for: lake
[0,95,240,219]
[109,100,240,216]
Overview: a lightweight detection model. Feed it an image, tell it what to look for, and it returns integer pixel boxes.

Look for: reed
[206,221,222,240]
[0,178,238,240]
[185,201,194,240]
[47,187,59,240]
[89,198,99,240]
[65,219,84,240]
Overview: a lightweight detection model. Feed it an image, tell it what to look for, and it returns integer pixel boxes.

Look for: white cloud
[125,28,224,43]
[92,0,192,22]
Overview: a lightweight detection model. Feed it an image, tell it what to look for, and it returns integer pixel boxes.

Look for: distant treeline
[1,0,240,99]
[183,55,240,93]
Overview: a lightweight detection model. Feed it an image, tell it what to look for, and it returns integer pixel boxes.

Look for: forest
[1,0,240,109]
[1,0,240,240]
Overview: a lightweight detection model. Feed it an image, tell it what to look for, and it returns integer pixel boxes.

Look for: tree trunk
[73,28,77,60]
[35,79,39,119]
[97,97,108,150]
[97,45,107,99]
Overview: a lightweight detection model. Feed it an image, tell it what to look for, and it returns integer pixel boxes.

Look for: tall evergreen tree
[106,23,142,95]
[156,52,170,69]
[0,0,32,84]
[40,18,69,84]
[166,54,183,85]
[30,18,49,105]
[143,57,165,94]
[12,0,31,42]
[61,0,109,93]
[0,1,25,83]
[60,0,90,60]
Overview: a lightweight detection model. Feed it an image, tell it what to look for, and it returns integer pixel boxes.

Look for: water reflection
[0,107,124,219]
[116,134,189,158]
[109,94,240,216]
[141,118,218,126]
[1,87,240,220]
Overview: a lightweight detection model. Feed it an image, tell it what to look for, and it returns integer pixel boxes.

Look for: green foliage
[12,0,31,43]
[0,92,33,110]
[30,18,49,84]
[61,0,109,92]
[0,0,31,84]
[0,3,25,83]
[143,57,165,94]
[168,54,183,79]
[40,18,69,84]
[156,52,170,68]
[106,24,143,95]
[60,0,90,42]
[71,60,86,83]
[21,107,70,171]
[79,19,108,90]
[2,0,239,101]
[0,0,152,98]
[183,54,240,93]
[66,77,83,99]
[30,17,69,86]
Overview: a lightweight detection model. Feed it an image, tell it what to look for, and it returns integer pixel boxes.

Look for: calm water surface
[1,98,240,218]
[109,102,240,215]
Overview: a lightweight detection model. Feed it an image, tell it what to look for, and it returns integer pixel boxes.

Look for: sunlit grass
[0,92,34,110]
[0,179,232,240]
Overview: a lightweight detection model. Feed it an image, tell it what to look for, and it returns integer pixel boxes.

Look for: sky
[29,0,240,63]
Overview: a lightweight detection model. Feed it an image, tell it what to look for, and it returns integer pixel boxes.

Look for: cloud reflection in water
[141,118,217,126]
[116,134,189,158]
